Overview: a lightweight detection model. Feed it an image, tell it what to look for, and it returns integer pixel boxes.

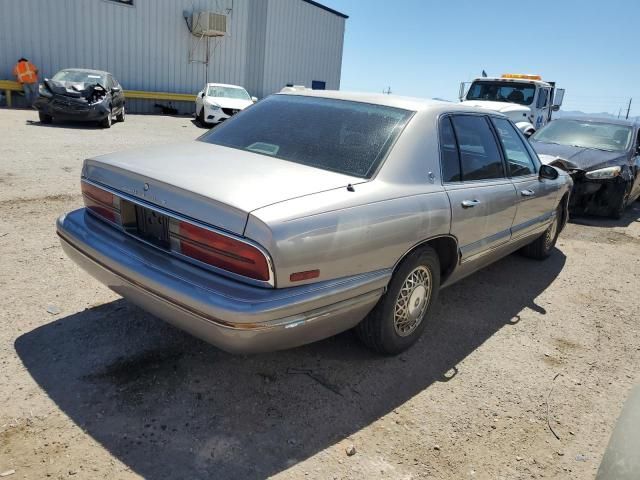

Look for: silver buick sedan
[57,91,572,355]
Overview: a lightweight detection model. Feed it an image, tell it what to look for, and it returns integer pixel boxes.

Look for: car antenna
[347,184,355,192]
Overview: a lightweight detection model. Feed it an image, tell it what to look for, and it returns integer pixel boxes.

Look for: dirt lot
[1,108,639,480]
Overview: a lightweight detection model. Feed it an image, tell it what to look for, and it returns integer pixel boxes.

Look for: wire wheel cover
[393,266,432,336]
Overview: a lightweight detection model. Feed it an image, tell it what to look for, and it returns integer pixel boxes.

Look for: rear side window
[450,115,504,181]
[491,117,537,176]
[439,116,461,182]
[199,95,413,178]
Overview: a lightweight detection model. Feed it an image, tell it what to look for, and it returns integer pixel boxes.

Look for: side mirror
[199,91,205,98]
[251,96,258,103]
[539,164,559,180]
[552,88,565,109]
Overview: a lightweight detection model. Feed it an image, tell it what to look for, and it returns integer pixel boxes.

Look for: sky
[320,0,638,117]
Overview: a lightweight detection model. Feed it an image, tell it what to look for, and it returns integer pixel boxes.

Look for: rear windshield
[198,95,413,178]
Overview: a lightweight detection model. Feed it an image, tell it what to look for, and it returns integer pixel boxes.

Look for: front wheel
[39,112,52,124]
[521,203,562,260]
[610,182,631,219]
[101,109,112,129]
[356,247,440,355]
[116,106,125,122]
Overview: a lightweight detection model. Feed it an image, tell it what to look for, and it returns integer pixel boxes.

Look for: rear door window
[450,115,505,181]
[491,117,537,176]
[439,116,461,182]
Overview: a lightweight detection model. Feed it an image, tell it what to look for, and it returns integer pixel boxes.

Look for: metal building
[0,0,347,112]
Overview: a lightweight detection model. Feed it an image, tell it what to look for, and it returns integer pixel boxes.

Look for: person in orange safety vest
[12,58,39,107]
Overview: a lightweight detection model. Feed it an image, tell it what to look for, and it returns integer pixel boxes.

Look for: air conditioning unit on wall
[191,12,227,37]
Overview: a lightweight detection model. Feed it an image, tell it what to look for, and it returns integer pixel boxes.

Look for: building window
[312,81,326,90]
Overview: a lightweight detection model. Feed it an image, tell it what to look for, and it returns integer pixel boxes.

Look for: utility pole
[626,98,632,120]
[617,108,621,119]
[383,86,392,95]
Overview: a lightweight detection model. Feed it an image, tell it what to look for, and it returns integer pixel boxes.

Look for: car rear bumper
[57,209,388,353]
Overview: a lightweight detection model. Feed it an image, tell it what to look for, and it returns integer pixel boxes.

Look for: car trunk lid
[83,141,363,235]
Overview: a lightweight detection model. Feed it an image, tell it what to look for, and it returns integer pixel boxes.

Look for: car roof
[59,68,110,76]
[277,89,503,116]
[553,116,640,127]
[206,83,246,89]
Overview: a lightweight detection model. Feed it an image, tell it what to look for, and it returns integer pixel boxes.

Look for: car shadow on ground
[25,119,105,130]
[15,251,566,479]
[569,199,640,228]
[190,118,214,129]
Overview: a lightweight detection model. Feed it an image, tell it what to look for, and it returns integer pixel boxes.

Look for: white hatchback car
[195,83,256,126]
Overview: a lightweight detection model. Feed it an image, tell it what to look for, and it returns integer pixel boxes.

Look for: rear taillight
[170,220,271,282]
[80,180,272,284]
[81,181,120,224]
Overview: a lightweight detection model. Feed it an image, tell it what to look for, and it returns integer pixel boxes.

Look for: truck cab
[459,74,565,137]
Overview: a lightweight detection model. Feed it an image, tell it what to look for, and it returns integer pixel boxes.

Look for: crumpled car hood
[44,79,105,100]
[531,141,629,171]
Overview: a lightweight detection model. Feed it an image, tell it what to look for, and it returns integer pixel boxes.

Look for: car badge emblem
[143,183,150,191]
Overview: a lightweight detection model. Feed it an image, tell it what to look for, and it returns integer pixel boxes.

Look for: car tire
[197,108,206,127]
[521,203,562,260]
[355,246,440,355]
[610,182,631,219]
[116,106,125,122]
[39,112,52,124]
[101,109,112,129]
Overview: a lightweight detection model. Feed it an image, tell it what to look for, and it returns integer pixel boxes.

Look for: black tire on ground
[116,106,125,122]
[610,182,631,219]
[197,108,206,126]
[355,246,441,355]
[39,112,52,124]
[101,109,112,129]
[520,203,562,260]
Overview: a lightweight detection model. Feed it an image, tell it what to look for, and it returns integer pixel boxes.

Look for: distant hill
[555,110,639,122]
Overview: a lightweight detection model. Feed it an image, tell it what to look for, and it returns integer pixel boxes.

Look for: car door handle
[520,189,535,197]
[461,199,481,208]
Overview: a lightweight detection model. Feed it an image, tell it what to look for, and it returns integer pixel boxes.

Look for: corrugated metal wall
[262,0,344,96]
[0,0,345,113]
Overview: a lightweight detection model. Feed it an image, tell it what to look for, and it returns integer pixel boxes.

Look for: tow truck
[459,74,565,136]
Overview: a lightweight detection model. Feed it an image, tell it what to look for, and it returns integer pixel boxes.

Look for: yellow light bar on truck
[501,73,542,80]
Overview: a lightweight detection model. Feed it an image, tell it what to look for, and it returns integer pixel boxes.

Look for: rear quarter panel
[245,109,453,288]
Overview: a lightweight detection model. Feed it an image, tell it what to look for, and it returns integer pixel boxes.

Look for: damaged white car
[195,83,256,126]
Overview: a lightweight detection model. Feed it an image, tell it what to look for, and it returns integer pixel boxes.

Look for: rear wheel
[521,203,562,260]
[116,106,125,122]
[356,247,440,355]
[39,112,52,124]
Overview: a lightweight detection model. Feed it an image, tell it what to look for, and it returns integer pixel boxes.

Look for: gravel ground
[1,109,639,480]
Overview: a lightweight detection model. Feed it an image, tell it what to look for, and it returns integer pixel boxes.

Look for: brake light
[171,220,270,282]
[81,181,120,223]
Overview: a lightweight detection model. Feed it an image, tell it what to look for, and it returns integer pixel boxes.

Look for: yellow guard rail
[0,79,195,107]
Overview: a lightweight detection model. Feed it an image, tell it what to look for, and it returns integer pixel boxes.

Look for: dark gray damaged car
[531,117,640,218]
